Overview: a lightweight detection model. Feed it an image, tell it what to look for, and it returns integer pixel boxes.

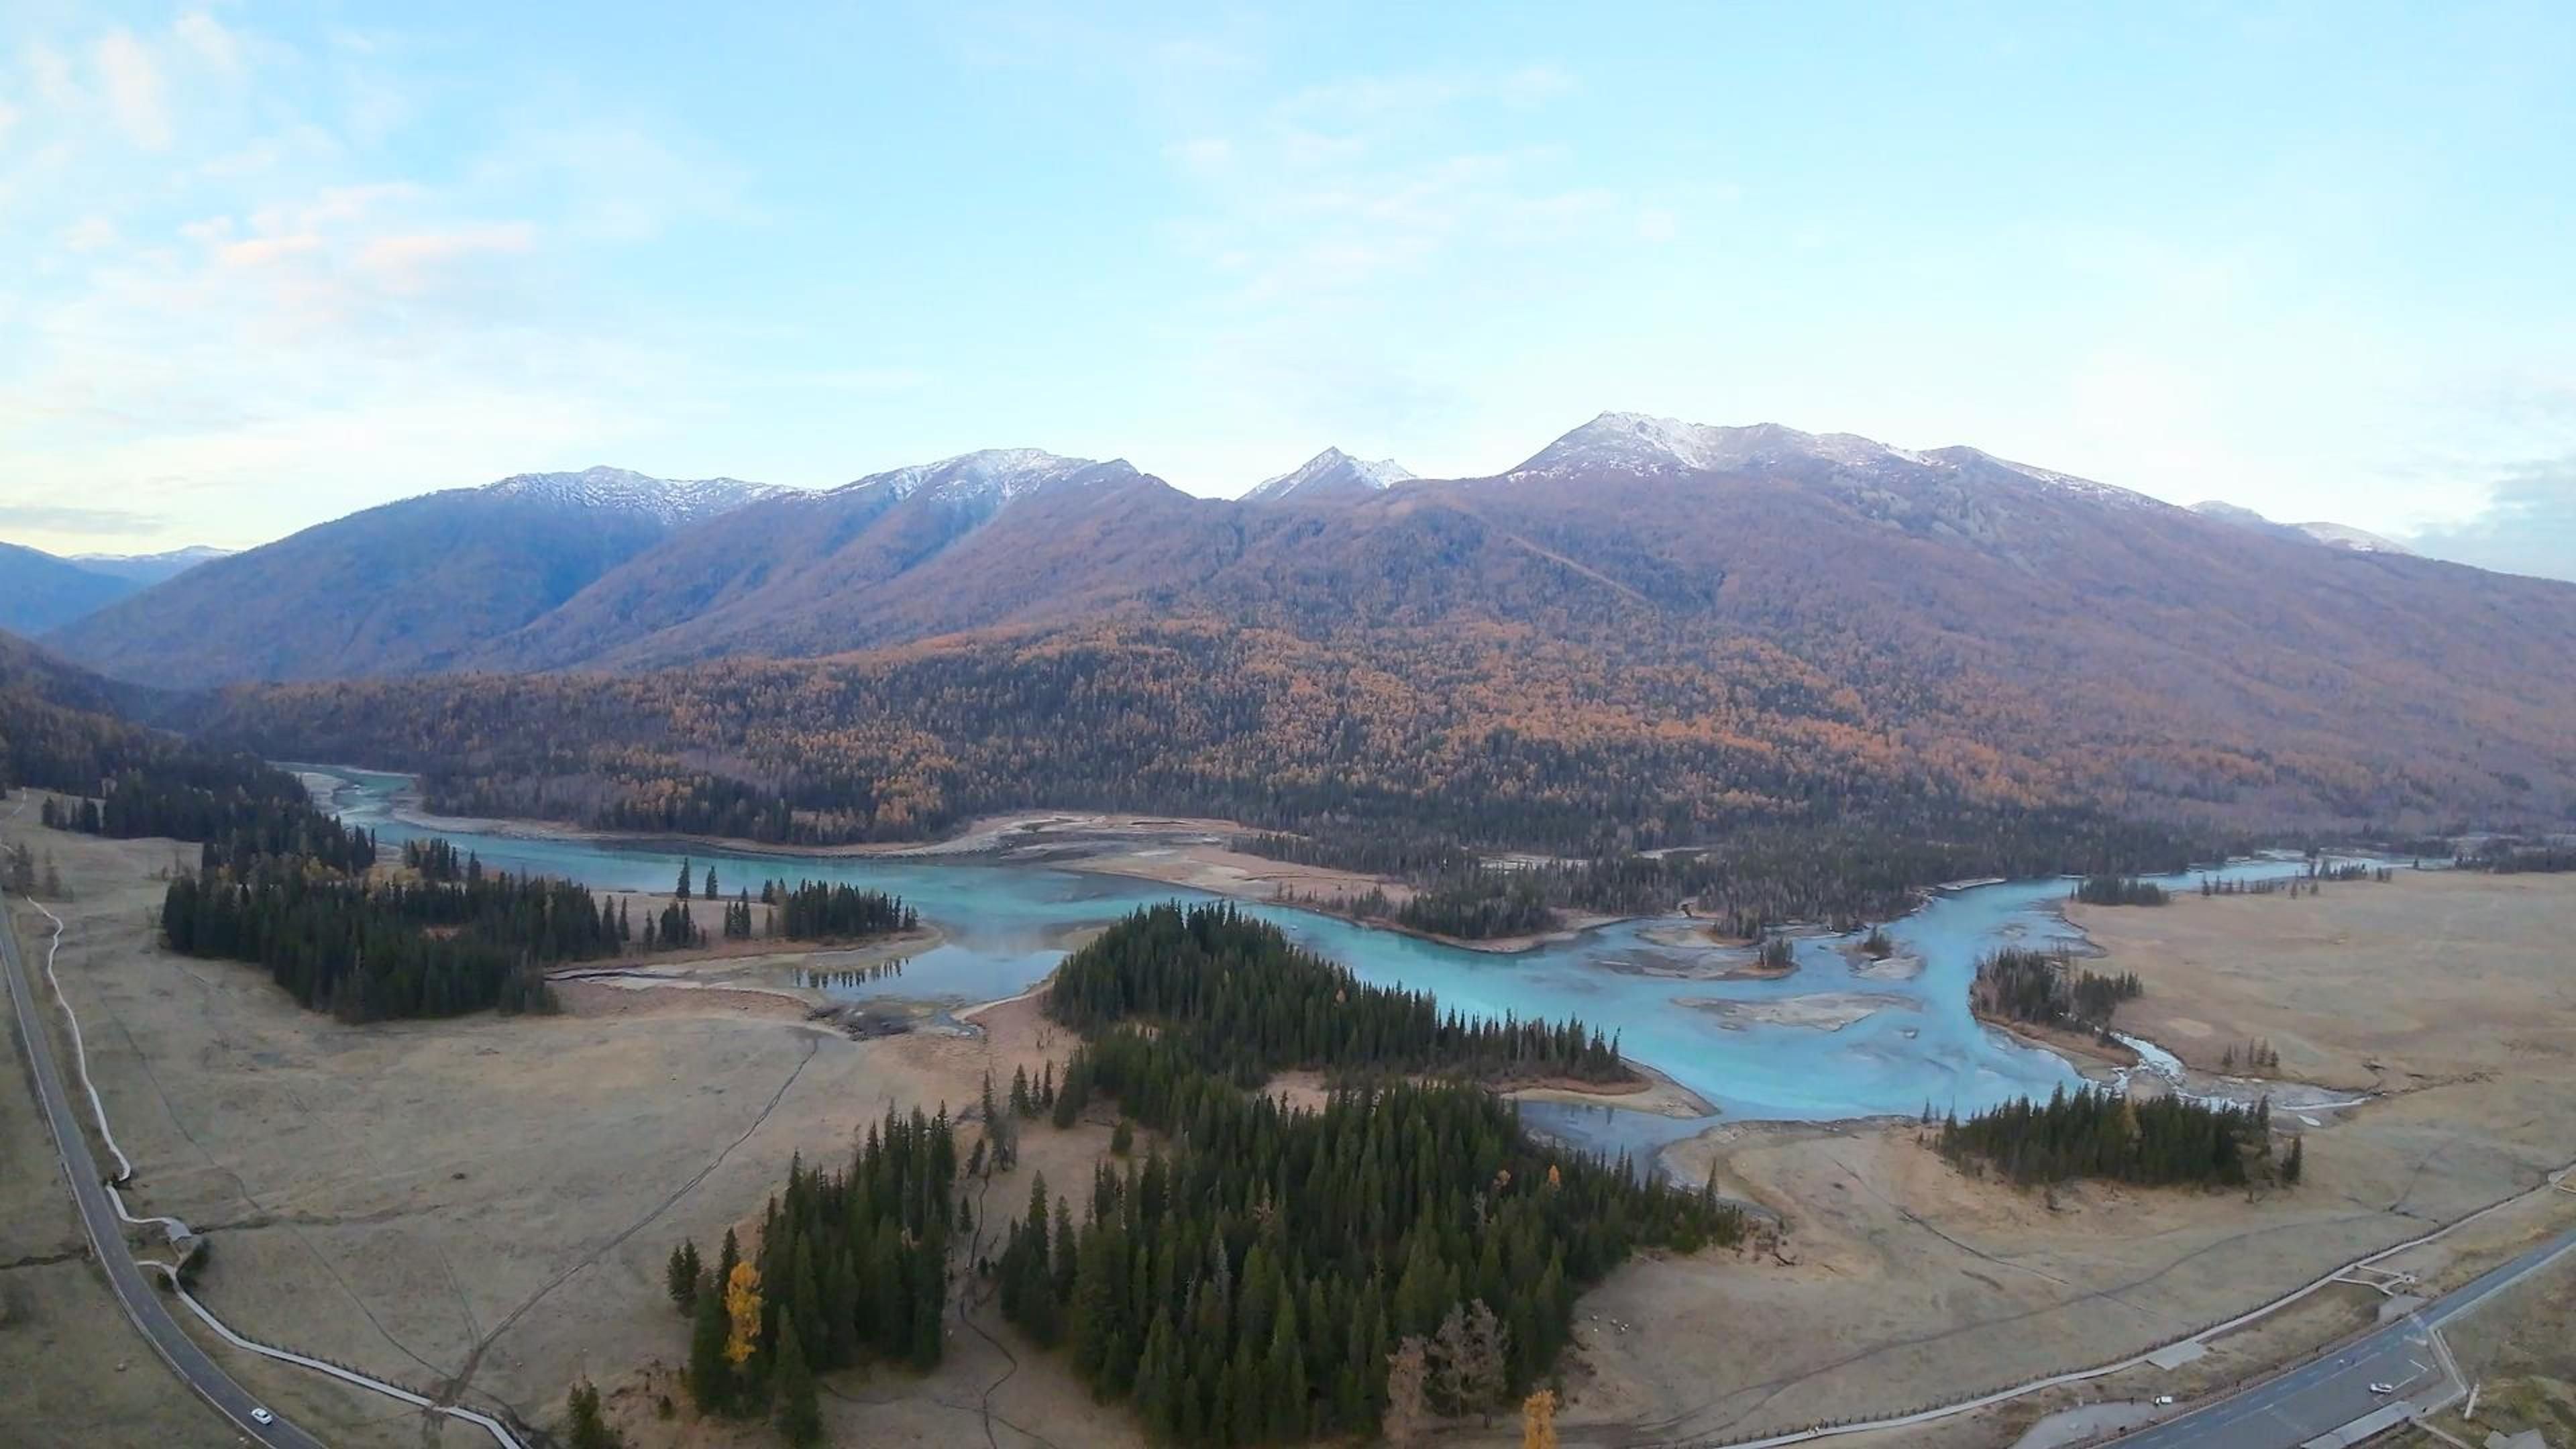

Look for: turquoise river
[309,767,2330,1158]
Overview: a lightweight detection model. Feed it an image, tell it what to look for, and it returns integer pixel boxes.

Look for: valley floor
[3,811,2569,1449]
[1546,868,2576,1448]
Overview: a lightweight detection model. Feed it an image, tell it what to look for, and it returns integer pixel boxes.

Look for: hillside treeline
[1046,904,1627,1087]
[184,621,2245,871]
[157,855,615,1018]
[1937,1085,2288,1189]
[1000,1026,1738,1442]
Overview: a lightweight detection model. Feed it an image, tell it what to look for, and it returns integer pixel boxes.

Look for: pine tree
[772,1318,822,1447]
[676,859,692,898]
[566,1377,623,1449]
[667,1239,701,1312]
[688,1269,732,1413]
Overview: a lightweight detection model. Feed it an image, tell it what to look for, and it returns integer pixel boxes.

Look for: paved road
[1,885,326,1449]
[2112,1218,2576,1448]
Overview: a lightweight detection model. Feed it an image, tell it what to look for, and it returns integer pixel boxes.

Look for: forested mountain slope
[0,543,140,635]
[472,450,1208,670]
[126,412,2576,850]
[46,468,780,688]
[0,629,171,795]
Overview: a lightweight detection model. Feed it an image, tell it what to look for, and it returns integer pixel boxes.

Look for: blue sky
[2,2,2571,579]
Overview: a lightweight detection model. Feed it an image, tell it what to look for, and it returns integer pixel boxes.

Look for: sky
[1,2,2571,580]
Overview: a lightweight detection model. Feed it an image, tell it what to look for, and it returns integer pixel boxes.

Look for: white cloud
[174,11,244,77]
[0,99,19,146]
[25,40,80,109]
[61,215,117,252]
[355,221,537,292]
[95,27,171,150]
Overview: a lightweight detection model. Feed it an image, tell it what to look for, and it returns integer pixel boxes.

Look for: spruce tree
[773,1318,821,1447]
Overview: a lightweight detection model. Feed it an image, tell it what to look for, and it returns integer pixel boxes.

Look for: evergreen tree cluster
[1969,947,2141,1032]
[403,837,468,881]
[40,752,376,873]
[1937,1084,2283,1189]
[2469,842,2576,875]
[996,1028,1739,1444]
[764,879,918,940]
[1385,869,1556,940]
[1047,904,1628,1088]
[674,1108,957,1438]
[156,851,614,1019]
[2073,874,2170,906]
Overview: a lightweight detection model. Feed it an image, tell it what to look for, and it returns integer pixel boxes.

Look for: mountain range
[44,467,780,686]
[52,410,2564,848]
[0,542,228,635]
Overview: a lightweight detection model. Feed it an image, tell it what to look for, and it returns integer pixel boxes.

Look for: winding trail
[3,879,525,1448]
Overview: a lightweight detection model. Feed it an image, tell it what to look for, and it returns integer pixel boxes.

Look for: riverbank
[301,765,1428,916]
[1971,1007,2144,1071]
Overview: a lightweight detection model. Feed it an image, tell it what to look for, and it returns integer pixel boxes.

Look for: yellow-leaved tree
[722,1260,763,1368]
[1523,1388,1558,1449]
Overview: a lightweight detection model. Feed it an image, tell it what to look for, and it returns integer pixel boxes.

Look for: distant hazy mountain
[1244,448,1415,504]
[2190,500,2414,555]
[68,544,233,586]
[0,543,138,635]
[48,467,782,688]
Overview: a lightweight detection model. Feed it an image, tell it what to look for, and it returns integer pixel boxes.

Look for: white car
[250,1407,275,1426]
[2151,1395,2175,1406]
[2367,1382,2394,1396]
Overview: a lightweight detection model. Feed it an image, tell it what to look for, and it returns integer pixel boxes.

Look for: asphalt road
[2112,1218,2576,1448]
[1,885,327,1449]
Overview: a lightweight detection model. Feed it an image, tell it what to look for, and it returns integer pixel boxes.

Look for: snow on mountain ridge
[815,449,1142,512]
[1246,447,1417,502]
[1514,411,2166,508]
[2194,502,2414,555]
[484,466,784,525]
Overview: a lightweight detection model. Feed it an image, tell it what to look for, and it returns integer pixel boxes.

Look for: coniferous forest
[1970,947,2143,1034]
[670,904,1732,1446]
[667,1108,957,1440]
[762,879,918,939]
[156,852,616,1019]
[2072,874,2171,906]
[40,752,378,874]
[969,904,1736,1444]
[1045,904,1627,1087]
[1937,1085,2286,1189]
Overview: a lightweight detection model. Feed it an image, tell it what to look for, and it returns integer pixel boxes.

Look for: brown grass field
[5,809,2571,1448]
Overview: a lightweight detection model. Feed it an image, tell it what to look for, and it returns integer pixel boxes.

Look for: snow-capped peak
[1245,447,1416,504]
[2290,521,2414,555]
[484,466,784,525]
[2192,501,2414,555]
[1511,412,1924,478]
[836,448,1141,508]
